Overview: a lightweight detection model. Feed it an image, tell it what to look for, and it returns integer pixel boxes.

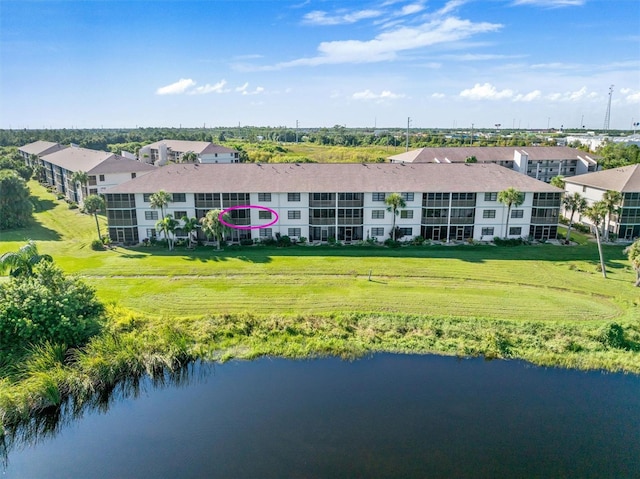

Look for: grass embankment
[1,182,639,431]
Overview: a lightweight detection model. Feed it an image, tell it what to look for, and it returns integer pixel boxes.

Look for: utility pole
[295,120,299,143]
[406,117,411,151]
[470,123,474,146]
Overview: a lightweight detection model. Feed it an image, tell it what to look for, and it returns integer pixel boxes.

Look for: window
[582,186,587,193]
[400,210,413,219]
[481,227,494,236]
[371,210,385,219]
[484,192,497,201]
[143,193,152,202]
[511,209,524,219]
[372,193,386,202]
[172,193,186,202]
[288,228,301,237]
[146,229,157,239]
[401,193,415,202]
[399,227,413,236]
[371,227,384,236]
[89,188,98,195]
[145,211,158,220]
[288,193,301,202]
[258,193,272,202]
[509,227,522,235]
[258,210,272,220]
[259,228,272,238]
[483,210,496,219]
[131,172,136,179]
[288,210,301,220]
[99,174,105,182]
[174,211,187,220]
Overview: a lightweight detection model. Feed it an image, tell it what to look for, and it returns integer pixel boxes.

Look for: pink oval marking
[219,205,279,230]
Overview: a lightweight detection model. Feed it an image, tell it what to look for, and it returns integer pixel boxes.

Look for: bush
[91,239,105,250]
[240,238,255,246]
[298,236,307,245]
[384,238,401,248]
[0,262,104,360]
[411,235,425,246]
[493,237,525,247]
[277,235,292,247]
[599,323,628,350]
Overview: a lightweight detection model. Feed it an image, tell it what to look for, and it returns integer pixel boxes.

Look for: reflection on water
[2,355,640,479]
[1,362,213,469]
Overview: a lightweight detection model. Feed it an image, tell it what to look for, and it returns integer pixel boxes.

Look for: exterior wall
[107,189,560,245]
[199,152,240,164]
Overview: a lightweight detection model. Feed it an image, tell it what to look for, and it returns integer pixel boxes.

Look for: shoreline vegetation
[1,181,640,436]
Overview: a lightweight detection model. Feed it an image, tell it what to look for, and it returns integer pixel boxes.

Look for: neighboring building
[564,165,640,241]
[38,145,157,204]
[389,146,599,183]
[104,162,561,245]
[566,134,640,151]
[138,140,240,166]
[18,141,67,166]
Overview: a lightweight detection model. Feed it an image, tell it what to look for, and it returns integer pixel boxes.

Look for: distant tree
[181,216,200,248]
[156,214,179,250]
[601,190,622,241]
[200,209,230,250]
[83,194,106,241]
[0,241,52,278]
[550,175,566,190]
[385,193,407,241]
[498,187,525,238]
[0,169,33,230]
[0,154,32,181]
[562,192,587,243]
[624,238,640,287]
[149,190,172,220]
[464,156,477,163]
[584,201,608,278]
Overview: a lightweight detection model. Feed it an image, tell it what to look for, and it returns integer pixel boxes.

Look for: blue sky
[1,0,638,130]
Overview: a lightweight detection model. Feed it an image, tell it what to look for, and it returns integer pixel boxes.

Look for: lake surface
[3,354,640,478]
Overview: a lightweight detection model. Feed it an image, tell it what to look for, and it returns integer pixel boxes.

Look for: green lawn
[2,181,638,323]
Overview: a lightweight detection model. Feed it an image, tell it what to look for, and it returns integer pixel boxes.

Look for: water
[3,354,640,478]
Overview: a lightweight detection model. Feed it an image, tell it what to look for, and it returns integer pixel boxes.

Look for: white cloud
[512,0,585,7]
[431,92,446,98]
[303,9,382,26]
[352,89,406,101]
[190,80,229,95]
[621,88,640,103]
[236,82,249,93]
[399,3,426,16]
[243,86,265,96]
[513,90,541,102]
[459,83,513,100]
[277,16,501,67]
[156,78,196,95]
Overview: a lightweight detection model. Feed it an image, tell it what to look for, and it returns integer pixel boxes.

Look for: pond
[3,354,640,478]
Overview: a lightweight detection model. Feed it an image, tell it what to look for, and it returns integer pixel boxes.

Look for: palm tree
[156,214,179,250]
[584,201,608,278]
[200,209,230,250]
[602,190,622,241]
[149,190,172,220]
[0,241,53,278]
[562,192,587,244]
[181,216,200,248]
[384,193,407,241]
[497,187,525,238]
[550,175,566,190]
[84,194,106,241]
[624,238,640,287]
[71,170,89,204]
[181,151,198,163]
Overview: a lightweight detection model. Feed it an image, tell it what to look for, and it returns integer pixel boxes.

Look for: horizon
[1,0,639,131]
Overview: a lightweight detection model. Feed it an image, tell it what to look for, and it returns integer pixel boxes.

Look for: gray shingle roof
[144,140,236,155]
[19,141,66,157]
[564,164,640,192]
[41,146,156,175]
[87,156,158,175]
[106,162,561,194]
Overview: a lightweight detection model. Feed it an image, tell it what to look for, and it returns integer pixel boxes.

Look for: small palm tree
[562,192,587,243]
[83,194,106,241]
[156,214,179,250]
[624,238,640,287]
[498,187,525,238]
[550,175,565,190]
[181,216,200,248]
[602,190,622,241]
[71,170,89,204]
[181,151,198,163]
[584,201,608,278]
[0,241,53,278]
[200,209,230,250]
[149,190,172,220]
[385,193,407,241]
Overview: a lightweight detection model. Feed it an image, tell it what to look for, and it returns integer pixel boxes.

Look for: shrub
[91,239,105,250]
[493,237,525,247]
[298,236,307,245]
[240,238,254,246]
[384,238,401,248]
[411,235,425,246]
[277,235,292,247]
[599,323,628,350]
[0,262,104,360]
